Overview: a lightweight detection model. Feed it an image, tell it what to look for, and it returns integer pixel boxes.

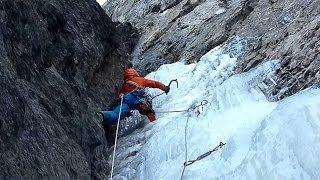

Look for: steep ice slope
[109,42,320,180]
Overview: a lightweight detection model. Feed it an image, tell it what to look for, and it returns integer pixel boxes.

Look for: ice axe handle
[168,79,178,88]
[151,79,178,100]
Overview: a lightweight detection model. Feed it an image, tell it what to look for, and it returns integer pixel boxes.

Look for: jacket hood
[124,68,140,79]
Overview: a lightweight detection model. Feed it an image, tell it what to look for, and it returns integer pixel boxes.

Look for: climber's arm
[142,78,167,91]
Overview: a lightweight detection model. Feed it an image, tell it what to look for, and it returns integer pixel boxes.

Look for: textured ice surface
[109,44,320,180]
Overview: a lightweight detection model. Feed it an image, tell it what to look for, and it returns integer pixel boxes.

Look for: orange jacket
[118,69,165,122]
[119,76,167,95]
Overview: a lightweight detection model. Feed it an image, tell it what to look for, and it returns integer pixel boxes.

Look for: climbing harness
[110,94,124,180]
[151,79,179,100]
[125,80,144,92]
[178,100,225,180]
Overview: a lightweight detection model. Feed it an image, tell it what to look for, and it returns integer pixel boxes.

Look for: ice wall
[109,42,320,180]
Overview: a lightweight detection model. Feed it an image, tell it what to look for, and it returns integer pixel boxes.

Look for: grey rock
[0,0,138,179]
[103,0,319,99]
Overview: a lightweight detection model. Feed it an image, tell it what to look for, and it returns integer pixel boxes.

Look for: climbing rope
[110,94,124,180]
[156,100,209,114]
[180,115,190,180]
[178,101,226,180]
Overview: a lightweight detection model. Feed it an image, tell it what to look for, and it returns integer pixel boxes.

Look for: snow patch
[215,8,226,15]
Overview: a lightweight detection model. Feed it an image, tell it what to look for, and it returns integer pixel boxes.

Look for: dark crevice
[207,34,229,52]
[159,0,184,13]
[176,0,205,19]
[219,0,229,8]
[225,0,256,29]
[244,58,264,71]
[151,4,161,13]
[188,33,229,63]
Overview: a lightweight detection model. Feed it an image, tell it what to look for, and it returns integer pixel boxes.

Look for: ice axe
[151,79,178,100]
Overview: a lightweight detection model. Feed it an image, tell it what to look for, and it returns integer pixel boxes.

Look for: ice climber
[97,68,170,135]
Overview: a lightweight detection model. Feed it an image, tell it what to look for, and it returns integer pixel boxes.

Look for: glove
[164,86,170,94]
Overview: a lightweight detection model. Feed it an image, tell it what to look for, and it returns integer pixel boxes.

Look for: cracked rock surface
[103,0,319,99]
[0,0,138,179]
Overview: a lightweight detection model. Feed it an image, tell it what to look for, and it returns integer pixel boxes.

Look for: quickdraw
[183,142,226,167]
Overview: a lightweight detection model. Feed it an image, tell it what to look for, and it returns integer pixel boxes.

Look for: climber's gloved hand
[164,86,170,94]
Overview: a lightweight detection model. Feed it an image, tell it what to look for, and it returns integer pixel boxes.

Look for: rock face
[103,0,319,99]
[0,0,138,179]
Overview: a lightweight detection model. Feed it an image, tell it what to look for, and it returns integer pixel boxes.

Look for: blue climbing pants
[101,92,145,125]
